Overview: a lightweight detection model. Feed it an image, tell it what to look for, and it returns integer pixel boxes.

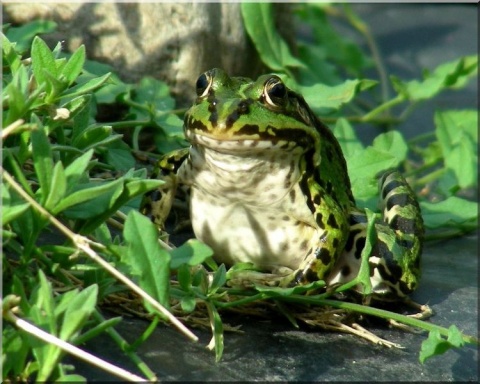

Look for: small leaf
[206,302,224,362]
[419,326,465,363]
[297,79,377,112]
[72,125,113,150]
[61,45,86,86]
[64,149,94,192]
[170,239,214,269]
[61,73,111,98]
[31,36,58,85]
[124,211,171,309]
[372,131,408,164]
[59,285,98,340]
[31,118,54,204]
[44,161,67,211]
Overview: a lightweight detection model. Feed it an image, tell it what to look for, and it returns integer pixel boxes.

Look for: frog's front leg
[284,183,350,286]
[141,148,190,230]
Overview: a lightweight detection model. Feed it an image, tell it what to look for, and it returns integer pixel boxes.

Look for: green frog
[143,68,425,302]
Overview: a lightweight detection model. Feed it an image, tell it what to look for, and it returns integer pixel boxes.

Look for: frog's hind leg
[327,171,431,318]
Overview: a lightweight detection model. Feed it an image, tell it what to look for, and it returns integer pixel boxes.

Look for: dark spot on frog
[313,193,321,205]
[344,228,361,252]
[282,215,290,221]
[341,265,351,276]
[332,237,340,248]
[315,247,331,265]
[280,242,289,252]
[327,213,338,228]
[390,215,416,235]
[305,268,318,282]
[299,239,309,251]
[237,124,261,136]
[354,237,366,259]
[289,188,296,202]
[315,212,324,228]
[187,117,208,132]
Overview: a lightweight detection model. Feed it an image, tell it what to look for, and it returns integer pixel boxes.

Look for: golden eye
[196,72,213,97]
[264,76,287,107]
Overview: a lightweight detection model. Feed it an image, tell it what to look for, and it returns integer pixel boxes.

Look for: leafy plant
[2,3,478,381]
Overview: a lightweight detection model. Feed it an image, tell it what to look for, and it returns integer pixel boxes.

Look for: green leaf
[419,325,465,363]
[391,55,478,101]
[333,118,364,158]
[206,302,224,362]
[64,149,94,192]
[2,33,22,72]
[5,20,57,54]
[44,161,67,211]
[421,196,477,232]
[52,178,124,215]
[61,72,111,98]
[435,109,478,188]
[72,125,113,150]
[31,36,58,94]
[123,211,171,309]
[208,264,227,295]
[59,285,98,340]
[31,118,54,204]
[372,131,408,164]
[170,239,214,269]
[61,45,86,86]
[241,3,304,73]
[296,79,377,112]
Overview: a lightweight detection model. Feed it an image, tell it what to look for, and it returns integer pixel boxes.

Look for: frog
[142,68,426,308]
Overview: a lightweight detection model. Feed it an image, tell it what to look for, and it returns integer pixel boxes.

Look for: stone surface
[4,2,273,105]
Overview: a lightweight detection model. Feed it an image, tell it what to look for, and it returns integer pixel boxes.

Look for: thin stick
[3,303,147,382]
[1,168,198,342]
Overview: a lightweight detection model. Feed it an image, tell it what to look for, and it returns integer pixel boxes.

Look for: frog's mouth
[185,127,303,154]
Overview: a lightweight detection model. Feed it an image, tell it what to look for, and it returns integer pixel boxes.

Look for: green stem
[278,296,478,345]
[361,94,404,121]
[92,311,158,381]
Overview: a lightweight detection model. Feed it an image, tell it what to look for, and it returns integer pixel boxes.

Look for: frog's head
[184,68,321,155]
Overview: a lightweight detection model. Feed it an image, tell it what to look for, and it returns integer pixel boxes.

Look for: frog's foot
[325,321,403,349]
[227,267,292,289]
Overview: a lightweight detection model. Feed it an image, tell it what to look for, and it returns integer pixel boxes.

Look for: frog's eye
[264,77,287,107]
[196,72,213,97]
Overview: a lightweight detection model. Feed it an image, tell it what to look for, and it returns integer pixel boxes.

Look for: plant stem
[1,167,198,343]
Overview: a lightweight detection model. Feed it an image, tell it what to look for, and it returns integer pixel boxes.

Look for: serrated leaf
[124,211,171,309]
[435,109,477,188]
[390,55,478,101]
[372,131,408,163]
[420,196,477,232]
[241,2,304,72]
[170,239,214,269]
[419,325,465,364]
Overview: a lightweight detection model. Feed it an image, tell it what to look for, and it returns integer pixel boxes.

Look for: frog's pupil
[269,82,286,100]
[196,73,210,96]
